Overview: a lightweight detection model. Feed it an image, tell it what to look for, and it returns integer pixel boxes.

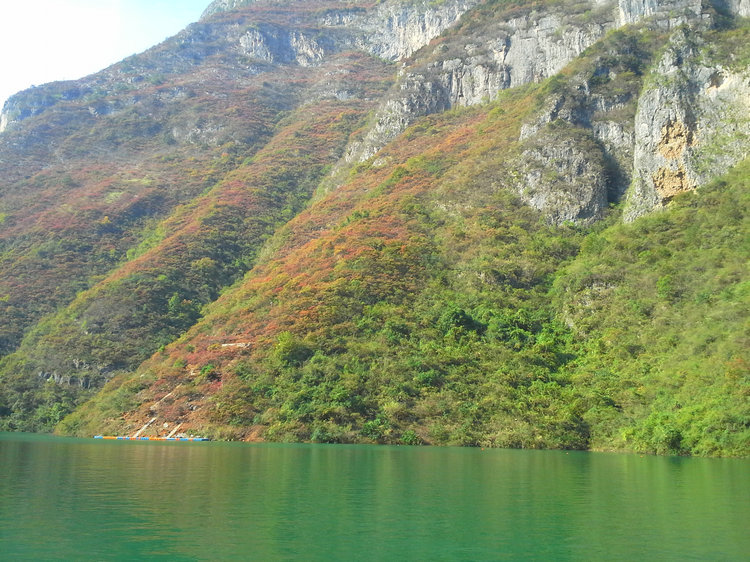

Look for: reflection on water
[1,433,747,560]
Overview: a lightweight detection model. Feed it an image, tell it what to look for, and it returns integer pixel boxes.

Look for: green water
[0,433,747,560]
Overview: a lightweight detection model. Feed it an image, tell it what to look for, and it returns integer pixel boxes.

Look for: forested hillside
[1,0,748,456]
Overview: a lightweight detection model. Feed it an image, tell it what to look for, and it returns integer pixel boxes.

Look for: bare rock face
[340,0,721,176]
[438,8,616,101]
[511,127,610,225]
[204,0,483,62]
[624,27,750,220]
[237,25,333,66]
[334,0,749,224]
[326,0,484,62]
[202,0,256,19]
[711,0,750,17]
[342,2,618,166]
[223,0,483,66]
[616,0,703,25]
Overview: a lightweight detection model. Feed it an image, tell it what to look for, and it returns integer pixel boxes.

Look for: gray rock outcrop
[202,0,256,19]
[512,127,610,224]
[339,0,749,223]
[624,27,750,220]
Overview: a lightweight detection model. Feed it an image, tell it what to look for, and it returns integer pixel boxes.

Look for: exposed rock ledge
[624,27,750,220]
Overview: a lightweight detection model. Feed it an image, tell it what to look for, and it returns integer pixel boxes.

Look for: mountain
[0,0,747,456]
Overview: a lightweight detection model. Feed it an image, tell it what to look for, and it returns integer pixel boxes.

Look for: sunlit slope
[55,43,619,448]
[61,83,583,444]
[62,23,748,455]
[64,145,749,457]
[0,0,402,430]
[0,53,391,431]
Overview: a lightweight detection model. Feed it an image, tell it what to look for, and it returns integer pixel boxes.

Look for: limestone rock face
[320,0,483,61]
[707,0,750,17]
[203,0,483,61]
[342,3,617,166]
[336,0,749,224]
[512,128,610,224]
[237,25,332,66]
[222,0,482,66]
[514,78,636,224]
[624,27,750,220]
[202,0,256,19]
[616,0,703,25]
[340,0,721,175]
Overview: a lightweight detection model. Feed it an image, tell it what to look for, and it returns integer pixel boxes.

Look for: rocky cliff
[338,0,749,222]
[625,25,750,219]
[1,0,479,133]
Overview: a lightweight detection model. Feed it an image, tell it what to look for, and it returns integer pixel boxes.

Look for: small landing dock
[94,418,209,441]
[93,436,210,441]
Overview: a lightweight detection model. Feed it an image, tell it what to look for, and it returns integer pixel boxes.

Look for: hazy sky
[0,0,211,108]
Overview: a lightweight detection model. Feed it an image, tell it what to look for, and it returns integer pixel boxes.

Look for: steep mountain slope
[1,0,748,455]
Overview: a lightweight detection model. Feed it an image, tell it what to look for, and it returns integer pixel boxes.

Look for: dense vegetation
[0,0,747,457]
[61,86,749,457]
[557,162,749,456]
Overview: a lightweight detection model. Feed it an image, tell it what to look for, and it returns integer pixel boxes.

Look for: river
[1,432,747,560]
